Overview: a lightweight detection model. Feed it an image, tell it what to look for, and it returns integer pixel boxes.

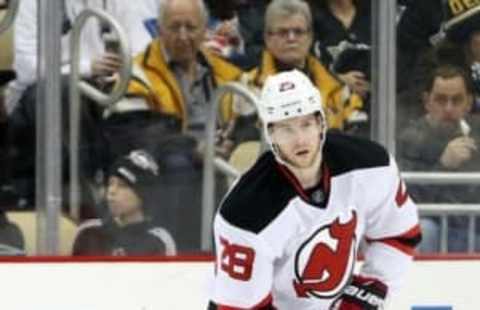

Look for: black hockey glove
[330,275,388,310]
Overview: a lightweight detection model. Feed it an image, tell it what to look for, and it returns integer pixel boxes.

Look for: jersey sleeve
[358,155,421,297]
[208,214,276,309]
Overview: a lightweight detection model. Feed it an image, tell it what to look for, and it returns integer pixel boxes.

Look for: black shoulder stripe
[220,152,296,234]
[324,133,390,176]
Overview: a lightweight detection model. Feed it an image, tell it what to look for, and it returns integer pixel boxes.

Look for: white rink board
[0,260,477,310]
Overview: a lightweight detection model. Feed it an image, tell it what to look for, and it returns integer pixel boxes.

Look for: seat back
[6,211,79,256]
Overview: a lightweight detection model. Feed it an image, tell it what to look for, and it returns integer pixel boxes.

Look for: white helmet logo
[279,81,295,92]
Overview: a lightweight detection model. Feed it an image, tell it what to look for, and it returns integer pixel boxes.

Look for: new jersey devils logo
[293,211,357,298]
[279,81,295,92]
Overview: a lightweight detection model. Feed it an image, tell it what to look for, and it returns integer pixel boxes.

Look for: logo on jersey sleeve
[293,211,357,298]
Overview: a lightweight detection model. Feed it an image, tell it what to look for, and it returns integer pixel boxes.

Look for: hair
[264,0,313,33]
[158,0,209,28]
[424,64,474,95]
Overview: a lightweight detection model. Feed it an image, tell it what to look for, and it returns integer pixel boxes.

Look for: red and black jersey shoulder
[324,132,390,176]
[219,152,297,234]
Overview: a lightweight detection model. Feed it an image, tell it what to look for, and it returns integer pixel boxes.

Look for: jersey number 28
[219,237,255,281]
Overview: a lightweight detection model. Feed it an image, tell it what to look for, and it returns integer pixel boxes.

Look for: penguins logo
[293,211,357,298]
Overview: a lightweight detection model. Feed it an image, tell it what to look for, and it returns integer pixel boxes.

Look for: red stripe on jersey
[276,162,331,202]
[379,239,415,256]
[276,163,309,200]
[367,225,422,256]
[399,225,422,238]
[216,294,274,310]
[395,180,409,207]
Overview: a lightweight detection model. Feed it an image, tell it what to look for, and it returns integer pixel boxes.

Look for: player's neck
[290,154,323,189]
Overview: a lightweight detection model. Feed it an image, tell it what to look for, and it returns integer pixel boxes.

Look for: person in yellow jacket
[103,0,243,251]
[113,0,242,137]
[233,0,363,131]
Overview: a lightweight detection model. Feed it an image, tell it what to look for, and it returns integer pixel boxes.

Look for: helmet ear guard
[257,70,328,161]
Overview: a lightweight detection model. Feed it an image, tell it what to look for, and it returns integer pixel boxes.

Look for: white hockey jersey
[209,133,421,310]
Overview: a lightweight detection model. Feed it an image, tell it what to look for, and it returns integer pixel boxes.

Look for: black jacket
[72,217,177,256]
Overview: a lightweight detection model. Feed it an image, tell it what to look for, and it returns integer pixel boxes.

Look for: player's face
[270,114,323,169]
[160,0,206,67]
[424,76,472,127]
[106,176,143,223]
[265,13,312,68]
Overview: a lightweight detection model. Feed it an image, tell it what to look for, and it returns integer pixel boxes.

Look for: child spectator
[72,149,177,256]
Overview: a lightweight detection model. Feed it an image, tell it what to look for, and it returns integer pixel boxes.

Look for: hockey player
[208,70,421,309]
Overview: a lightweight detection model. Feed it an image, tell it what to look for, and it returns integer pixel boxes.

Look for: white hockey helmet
[258,70,327,155]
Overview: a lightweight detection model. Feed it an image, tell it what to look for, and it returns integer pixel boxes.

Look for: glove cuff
[331,275,388,310]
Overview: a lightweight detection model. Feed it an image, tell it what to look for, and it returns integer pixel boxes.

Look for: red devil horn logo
[293,211,357,298]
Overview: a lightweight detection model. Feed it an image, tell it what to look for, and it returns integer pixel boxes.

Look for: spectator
[204,0,270,70]
[5,0,162,212]
[436,2,480,114]
[118,0,242,140]
[313,0,371,101]
[7,0,161,114]
[229,0,362,151]
[72,149,177,256]
[0,211,24,256]
[398,64,480,253]
[0,70,14,189]
[396,0,443,93]
[396,1,480,130]
[107,0,242,251]
[459,29,480,113]
[0,72,24,256]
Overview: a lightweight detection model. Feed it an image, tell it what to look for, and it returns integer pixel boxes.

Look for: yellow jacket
[126,38,243,129]
[247,51,363,129]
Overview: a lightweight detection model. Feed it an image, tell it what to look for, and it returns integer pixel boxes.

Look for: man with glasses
[230,0,362,139]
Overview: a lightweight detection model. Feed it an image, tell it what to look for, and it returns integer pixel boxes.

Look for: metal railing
[418,204,479,253]
[404,172,480,253]
[69,8,132,220]
[201,82,261,251]
[0,0,19,34]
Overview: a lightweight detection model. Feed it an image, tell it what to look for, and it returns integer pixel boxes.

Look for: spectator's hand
[215,123,235,159]
[91,52,123,77]
[338,71,370,99]
[204,18,241,57]
[195,128,235,159]
[215,20,237,38]
[440,136,477,169]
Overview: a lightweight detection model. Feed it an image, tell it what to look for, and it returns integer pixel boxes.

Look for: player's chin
[290,155,315,169]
